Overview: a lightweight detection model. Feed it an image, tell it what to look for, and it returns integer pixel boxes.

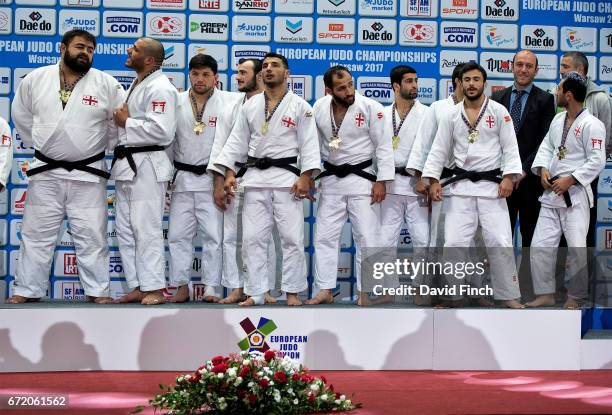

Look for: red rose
[292,373,300,382]
[248,394,258,405]
[239,365,251,378]
[190,371,201,383]
[335,392,341,399]
[259,378,269,388]
[212,363,228,373]
[212,356,225,366]
[264,350,276,362]
[309,393,315,402]
[320,376,327,384]
[329,384,335,392]
[273,371,287,383]
[301,374,313,383]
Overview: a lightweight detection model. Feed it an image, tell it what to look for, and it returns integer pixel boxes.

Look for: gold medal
[557,145,567,160]
[392,135,400,150]
[261,121,269,135]
[329,136,342,152]
[59,89,71,105]
[193,121,205,135]
[468,130,479,144]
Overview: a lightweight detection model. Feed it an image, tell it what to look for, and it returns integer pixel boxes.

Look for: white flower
[320,394,328,402]
[234,377,243,387]
[335,399,341,405]
[269,381,275,386]
[244,359,251,365]
[217,373,224,379]
[274,394,281,402]
[340,395,346,401]
[218,402,228,411]
[199,368,207,374]
[293,398,299,405]
[248,381,254,388]
[310,384,320,393]
[287,388,294,395]
[257,371,264,377]
[227,368,237,377]
[346,400,352,406]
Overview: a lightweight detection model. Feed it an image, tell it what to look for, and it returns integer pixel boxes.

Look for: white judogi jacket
[422,98,522,198]
[214,90,321,188]
[111,70,177,182]
[383,100,428,196]
[0,117,13,187]
[313,92,394,195]
[12,63,125,183]
[172,89,242,192]
[407,95,457,174]
[207,91,245,177]
[532,109,606,208]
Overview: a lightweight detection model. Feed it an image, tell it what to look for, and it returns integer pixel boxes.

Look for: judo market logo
[238,317,308,359]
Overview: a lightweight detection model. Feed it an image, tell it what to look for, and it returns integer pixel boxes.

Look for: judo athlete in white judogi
[112,38,178,305]
[8,30,123,304]
[167,54,237,303]
[306,66,395,306]
[423,62,524,308]
[0,117,12,191]
[209,58,280,304]
[407,63,465,247]
[215,53,320,306]
[527,72,606,309]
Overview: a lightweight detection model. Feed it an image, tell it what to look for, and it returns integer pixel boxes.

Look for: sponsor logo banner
[0,218,6,247]
[233,0,271,13]
[59,9,100,36]
[274,17,314,43]
[0,8,12,35]
[600,56,612,82]
[399,20,437,47]
[533,53,557,81]
[10,188,26,215]
[358,0,396,16]
[15,8,56,36]
[146,12,186,39]
[231,44,270,69]
[480,51,514,79]
[60,0,101,7]
[357,76,393,103]
[0,190,6,216]
[417,77,436,104]
[480,0,518,21]
[11,157,29,185]
[520,24,558,51]
[439,49,477,76]
[232,15,271,42]
[440,21,478,48]
[481,23,518,50]
[597,197,612,223]
[188,13,229,41]
[440,0,478,20]
[317,0,356,16]
[399,0,438,18]
[103,11,144,38]
[316,17,356,44]
[600,28,612,54]
[10,218,22,246]
[288,75,312,101]
[358,18,396,45]
[560,26,597,53]
[147,0,186,9]
[189,0,229,11]
[166,72,185,91]
[55,281,87,300]
[274,0,314,14]
[161,42,185,69]
[103,0,144,7]
[0,97,7,122]
[598,169,612,195]
[188,43,228,71]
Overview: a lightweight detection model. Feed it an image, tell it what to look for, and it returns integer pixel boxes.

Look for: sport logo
[407,0,431,16]
[29,11,42,21]
[150,16,182,34]
[485,58,512,73]
[607,33,612,47]
[329,23,343,31]
[328,0,345,6]
[64,253,79,275]
[443,26,475,43]
[234,0,269,10]
[494,0,504,6]
[0,11,8,30]
[237,317,277,352]
[82,95,98,106]
[164,45,175,60]
[404,24,434,41]
[199,0,221,8]
[534,28,544,37]
[452,0,466,6]
[285,19,302,34]
[564,27,594,50]
[371,21,383,31]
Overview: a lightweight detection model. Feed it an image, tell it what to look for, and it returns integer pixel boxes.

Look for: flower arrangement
[134,350,359,414]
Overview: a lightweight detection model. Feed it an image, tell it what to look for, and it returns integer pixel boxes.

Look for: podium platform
[0,302,607,372]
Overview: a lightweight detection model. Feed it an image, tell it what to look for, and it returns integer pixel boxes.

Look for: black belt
[111,145,165,175]
[27,150,110,179]
[441,167,502,188]
[315,159,377,182]
[441,167,454,180]
[235,156,300,178]
[172,161,208,183]
[549,175,573,207]
[395,167,410,177]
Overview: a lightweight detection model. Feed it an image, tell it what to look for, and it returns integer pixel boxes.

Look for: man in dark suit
[492,50,556,298]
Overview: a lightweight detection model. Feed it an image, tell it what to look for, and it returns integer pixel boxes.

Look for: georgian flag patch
[152,101,166,113]
[82,95,98,106]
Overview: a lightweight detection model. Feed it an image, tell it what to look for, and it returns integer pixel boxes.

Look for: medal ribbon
[263,89,289,126]
[559,107,586,155]
[392,102,409,139]
[190,88,213,125]
[330,101,346,138]
[460,97,489,137]
[59,63,85,108]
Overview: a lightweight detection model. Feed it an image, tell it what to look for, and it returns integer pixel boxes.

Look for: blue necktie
[510,90,524,134]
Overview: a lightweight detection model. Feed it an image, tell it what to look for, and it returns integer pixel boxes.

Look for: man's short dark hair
[238,58,263,75]
[189,54,218,74]
[563,51,589,74]
[561,71,587,103]
[451,63,465,88]
[390,65,417,88]
[61,29,96,48]
[460,61,487,82]
[263,52,289,69]
[323,65,351,89]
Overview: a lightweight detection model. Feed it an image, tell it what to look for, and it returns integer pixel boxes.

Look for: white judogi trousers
[168,190,223,288]
[314,194,381,292]
[222,191,278,290]
[530,191,589,299]
[443,195,520,301]
[242,188,305,296]
[115,159,167,292]
[14,179,109,298]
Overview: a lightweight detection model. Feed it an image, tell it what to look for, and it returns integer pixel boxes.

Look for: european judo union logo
[237,317,277,352]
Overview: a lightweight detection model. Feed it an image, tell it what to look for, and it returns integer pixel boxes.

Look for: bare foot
[239,294,274,307]
[170,285,190,303]
[286,293,302,306]
[525,294,555,308]
[219,288,246,304]
[563,297,584,309]
[500,299,525,309]
[141,290,166,305]
[87,296,114,304]
[371,294,394,305]
[115,288,145,303]
[264,291,277,304]
[305,289,334,305]
[6,295,40,304]
[357,291,373,306]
